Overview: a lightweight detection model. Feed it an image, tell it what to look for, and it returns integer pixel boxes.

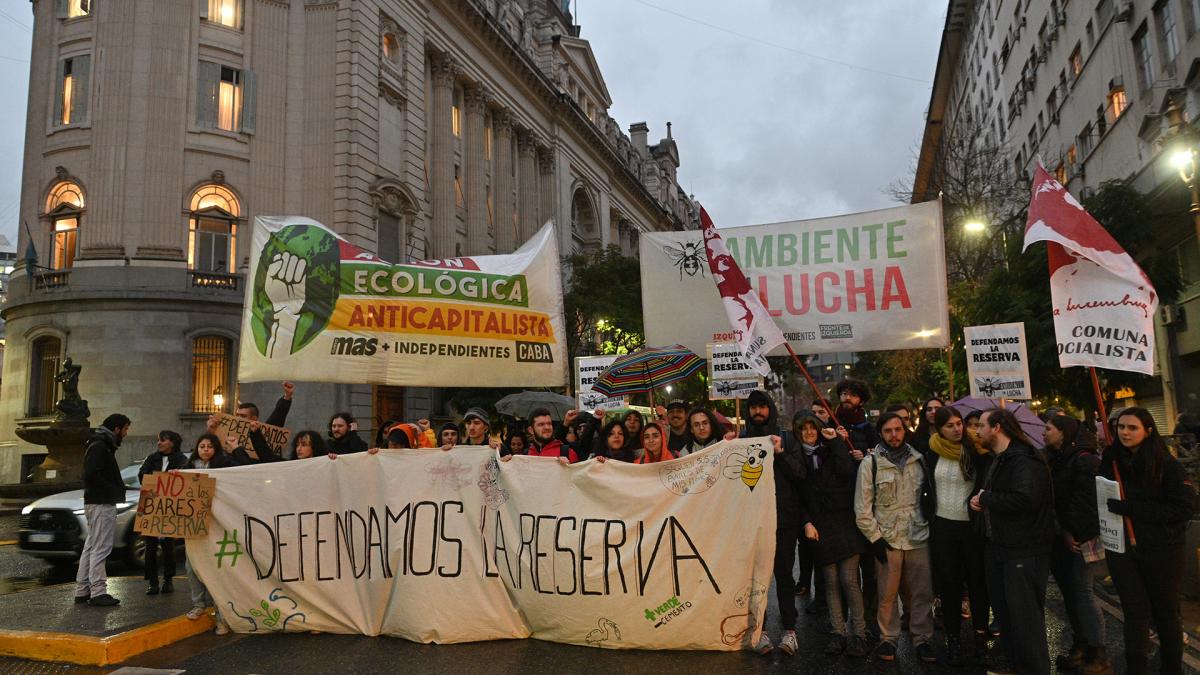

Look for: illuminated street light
[212,386,225,410]
[963,220,987,234]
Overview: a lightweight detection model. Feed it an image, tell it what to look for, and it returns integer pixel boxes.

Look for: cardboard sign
[1095,476,1126,553]
[964,322,1032,399]
[135,472,216,539]
[706,342,763,400]
[575,355,625,411]
[214,414,291,455]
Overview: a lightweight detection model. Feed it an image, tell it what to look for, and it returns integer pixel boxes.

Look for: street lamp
[962,218,1009,271]
[1166,98,1200,239]
[212,386,225,411]
[963,220,987,234]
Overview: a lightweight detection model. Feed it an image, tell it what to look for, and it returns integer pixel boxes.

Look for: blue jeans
[1050,535,1104,649]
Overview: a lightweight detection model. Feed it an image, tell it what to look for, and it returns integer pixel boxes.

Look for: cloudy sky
[0,1,944,247]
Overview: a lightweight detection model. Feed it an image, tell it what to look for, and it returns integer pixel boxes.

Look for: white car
[18,463,159,568]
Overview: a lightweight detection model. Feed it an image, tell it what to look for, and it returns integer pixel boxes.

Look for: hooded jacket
[742,392,806,527]
[794,410,866,564]
[83,427,126,505]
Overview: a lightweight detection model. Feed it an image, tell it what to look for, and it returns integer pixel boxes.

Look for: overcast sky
[0,1,945,248]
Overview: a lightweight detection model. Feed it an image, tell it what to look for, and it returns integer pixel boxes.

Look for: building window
[454,165,465,208]
[1069,44,1083,81]
[1156,0,1180,71]
[197,62,256,133]
[58,0,89,19]
[1056,163,1067,184]
[54,55,90,127]
[29,336,62,417]
[191,335,231,414]
[205,0,242,28]
[451,87,462,137]
[1107,87,1128,123]
[1078,123,1094,156]
[188,184,239,273]
[377,210,401,263]
[45,181,84,270]
[382,32,400,64]
[1133,24,1154,93]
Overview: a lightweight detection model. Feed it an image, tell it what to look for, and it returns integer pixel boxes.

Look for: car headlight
[115,502,134,513]
[72,508,85,515]
[21,504,34,515]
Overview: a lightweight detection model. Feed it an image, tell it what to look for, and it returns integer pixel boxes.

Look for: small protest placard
[575,356,626,411]
[135,472,216,539]
[214,413,291,455]
[1095,476,1126,554]
[964,323,1032,399]
[707,342,763,400]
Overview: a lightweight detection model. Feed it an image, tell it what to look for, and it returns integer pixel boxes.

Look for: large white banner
[641,202,949,356]
[964,323,1032,399]
[186,441,777,650]
[238,217,568,386]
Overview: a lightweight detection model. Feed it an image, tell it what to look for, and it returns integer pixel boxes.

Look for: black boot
[146,580,160,595]
[1055,642,1084,671]
[947,637,967,666]
[161,579,174,594]
[1080,646,1114,675]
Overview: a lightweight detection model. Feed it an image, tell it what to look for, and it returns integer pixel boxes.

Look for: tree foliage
[563,245,645,362]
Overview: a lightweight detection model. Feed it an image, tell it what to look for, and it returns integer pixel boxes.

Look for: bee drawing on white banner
[580,393,609,409]
[713,380,748,397]
[724,444,768,491]
[585,618,622,647]
[663,241,706,280]
[426,456,472,488]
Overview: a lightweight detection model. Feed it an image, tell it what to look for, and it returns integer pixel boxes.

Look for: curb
[0,612,215,666]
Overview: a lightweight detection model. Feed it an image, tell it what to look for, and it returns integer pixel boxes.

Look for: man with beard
[327,412,369,454]
[835,378,876,460]
[742,390,808,656]
[665,400,691,454]
[512,407,580,463]
[855,412,936,663]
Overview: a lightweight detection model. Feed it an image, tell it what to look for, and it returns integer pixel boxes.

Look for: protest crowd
[72,372,1195,675]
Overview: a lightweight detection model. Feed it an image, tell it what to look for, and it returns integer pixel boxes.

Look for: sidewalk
[0,576,212,666]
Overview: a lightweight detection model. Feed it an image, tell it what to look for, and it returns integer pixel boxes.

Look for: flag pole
[783,343,857,454]
[1089,366,1112,446]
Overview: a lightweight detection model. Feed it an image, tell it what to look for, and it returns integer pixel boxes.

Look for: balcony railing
[33,271,70,290]
[189,271,240,291]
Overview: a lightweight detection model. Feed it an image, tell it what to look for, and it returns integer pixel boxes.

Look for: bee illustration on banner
[663,241,706,280]
[723,443,768,491]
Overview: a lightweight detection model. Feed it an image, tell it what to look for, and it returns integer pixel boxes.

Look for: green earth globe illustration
[251,223,340,357]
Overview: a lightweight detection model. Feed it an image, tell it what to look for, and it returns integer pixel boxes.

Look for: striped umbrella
[591,345,705,402]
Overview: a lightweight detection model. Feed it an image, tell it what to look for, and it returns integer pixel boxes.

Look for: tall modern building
[916,0,1200,427]
[0,0,700,482]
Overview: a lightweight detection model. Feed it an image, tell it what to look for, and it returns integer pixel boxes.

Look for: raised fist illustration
[264,251,307,357]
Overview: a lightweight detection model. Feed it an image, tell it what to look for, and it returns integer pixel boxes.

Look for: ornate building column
[463,84,490,255]
[493,110,516,252]
[429,53,457,259]
[516,128,539,242]
[538,147,555,230]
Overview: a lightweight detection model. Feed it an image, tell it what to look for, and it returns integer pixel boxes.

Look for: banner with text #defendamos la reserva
[185,440,777,650]
[237,217,567,386]
[640,201,949,355]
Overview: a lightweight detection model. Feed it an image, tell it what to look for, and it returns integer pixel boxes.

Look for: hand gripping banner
[185,440,777,650]
[237,217,568,386]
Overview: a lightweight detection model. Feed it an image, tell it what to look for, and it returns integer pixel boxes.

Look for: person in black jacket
[1043,414,1110,673]
[833,379,876,458]
[740,390,805,656]
[138,430,188,595]
[911,397,945,455]
[205,381,295,462]
[74,414,131,607]
[796,410,869,658]
[1100,407,1196,675]
[328,412,368,454]
[972,408,1056,675]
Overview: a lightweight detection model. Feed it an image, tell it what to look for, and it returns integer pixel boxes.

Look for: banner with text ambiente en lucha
[237,217,567,386]
[640,202,949,356]
[186,441,777,650]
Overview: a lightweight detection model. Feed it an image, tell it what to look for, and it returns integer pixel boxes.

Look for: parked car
[18,463,151,568]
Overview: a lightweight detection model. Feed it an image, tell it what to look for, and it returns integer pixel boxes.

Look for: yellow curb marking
[0,612,215,666]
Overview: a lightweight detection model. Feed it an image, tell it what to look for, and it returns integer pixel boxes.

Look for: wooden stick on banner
[1090,366,1136,547]
[783,343,857,454]
[735,398,741,435]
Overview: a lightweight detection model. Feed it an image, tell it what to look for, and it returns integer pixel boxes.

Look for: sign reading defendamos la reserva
[237,217,567,387]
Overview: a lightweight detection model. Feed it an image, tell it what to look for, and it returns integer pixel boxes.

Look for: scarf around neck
[928,433,963,463]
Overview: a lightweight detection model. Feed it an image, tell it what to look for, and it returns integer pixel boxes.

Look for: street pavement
[0,513,1191,674]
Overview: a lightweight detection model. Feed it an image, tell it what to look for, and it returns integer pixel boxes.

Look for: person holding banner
[462,408,494,448]
[439,422,460,448]
[924,406,991,666]
[795,410,869,658]
[1099,408,1195,675]
[972,409,1055,675]
[597,421,634,462]
[681,408,725,456]
[520,408,579,463]
[182,433,235,635]
[633,421,675,464]
[621,411,645,454]
[138,430,187,596]
[291,430,334,460]
[834,379,877,458]
[74,414,132,608]
[664,400,691,454]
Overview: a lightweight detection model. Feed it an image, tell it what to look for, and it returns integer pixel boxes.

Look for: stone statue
[53,357,90,424]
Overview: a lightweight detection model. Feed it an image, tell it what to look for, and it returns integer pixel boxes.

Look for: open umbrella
[950,396,1045,448]
[591,345,705,404]
[495,391,577,420]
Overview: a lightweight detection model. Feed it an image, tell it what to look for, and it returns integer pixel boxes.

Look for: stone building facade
[0,0,699,482]
[916,0,1200,427]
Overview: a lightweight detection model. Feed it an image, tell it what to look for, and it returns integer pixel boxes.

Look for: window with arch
[29,335,62,417]
[188,184,240,273]
[191,335,232,413]
[382,32,401,64]
[46,181,84,270]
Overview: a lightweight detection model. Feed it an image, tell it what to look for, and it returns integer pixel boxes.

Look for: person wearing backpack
[854,412,936,663]
[1100,407,1196,675]
[972,408,1056,675]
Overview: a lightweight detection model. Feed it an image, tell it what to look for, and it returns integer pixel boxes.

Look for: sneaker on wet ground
[824,633,846,655]
[186,607,207,620]
[779,630,797,656]
[877,640,897,661]
[87,594,119,606]
[753,634,773,654]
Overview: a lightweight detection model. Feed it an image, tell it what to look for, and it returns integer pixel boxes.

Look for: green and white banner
[186,441,777,649]
[641,201,949,355]
[237,217,567,386]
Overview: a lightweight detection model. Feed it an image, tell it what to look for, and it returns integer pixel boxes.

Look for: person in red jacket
[512,407,580,463]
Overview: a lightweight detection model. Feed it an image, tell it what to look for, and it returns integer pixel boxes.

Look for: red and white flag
[1022,165,1158,375]
[700,207,786,377]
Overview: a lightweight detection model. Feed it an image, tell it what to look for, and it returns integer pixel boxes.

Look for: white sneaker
[779,630,797,656]
[753,634,773,654]
[214,618,230,636]
[186,607,206,620]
